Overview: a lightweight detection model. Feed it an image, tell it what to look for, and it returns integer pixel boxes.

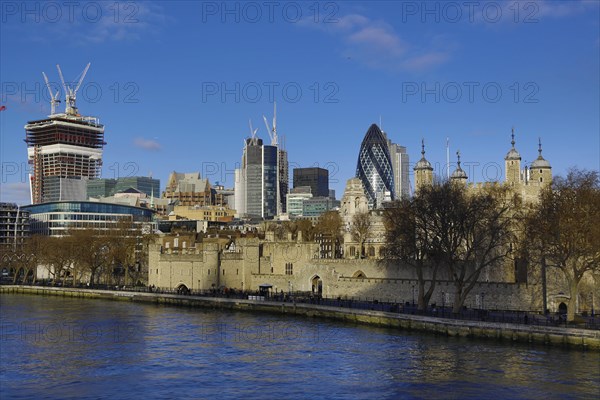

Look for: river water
[0,294,598,399]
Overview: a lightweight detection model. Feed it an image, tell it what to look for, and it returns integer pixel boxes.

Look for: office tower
[387,141,410,199]
[278,147,288,214]
[293,167,329,197]
[356,124,395,208]
[235,137,278,219]
[235,105,288,219]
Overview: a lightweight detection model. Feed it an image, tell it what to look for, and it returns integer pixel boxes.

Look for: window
[285,263,293,275]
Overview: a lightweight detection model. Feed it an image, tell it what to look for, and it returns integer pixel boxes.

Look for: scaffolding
[25,115,105,204]
[30,145,43,204]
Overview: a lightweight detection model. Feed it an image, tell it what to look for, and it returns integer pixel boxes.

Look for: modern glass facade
[387,142,410,199]
[286,192,312,217]
[22,201,155,236]
[293,167,329,197]
[356,124,395,208]
[238,138,280,219]
[245,140,264,218]
[87,178,116,198]
[278,149,288,214]
[87,177,160,198]
[302,197,340,217]
[263,145,278,218]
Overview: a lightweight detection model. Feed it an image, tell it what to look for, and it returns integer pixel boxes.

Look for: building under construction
[25,63,105,204]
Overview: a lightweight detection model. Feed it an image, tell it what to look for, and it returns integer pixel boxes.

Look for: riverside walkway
[1,284,599,350]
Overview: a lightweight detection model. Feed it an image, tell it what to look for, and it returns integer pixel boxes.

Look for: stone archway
[176,283,190,295]
[352,270,366,279]
[558,302,567,316]
[311,275,322,296]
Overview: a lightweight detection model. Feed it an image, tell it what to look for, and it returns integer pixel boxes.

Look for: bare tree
[316,211,342,238]
[282,220,299,238]
[527,169,600,321]
[383,193,441,311]
[440,184,516,313]
[296,219,315,241]
[71,229,110,287]
[383,182,516,313]
[107,220,139,286]
[17,235,45,284]
[40,236,76,286]
[134,229,157,286]
[351,211,371,258]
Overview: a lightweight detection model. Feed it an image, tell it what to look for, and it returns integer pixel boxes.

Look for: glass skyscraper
[293,167,329,197]
[356,124,395,208]
[235,138,279,219]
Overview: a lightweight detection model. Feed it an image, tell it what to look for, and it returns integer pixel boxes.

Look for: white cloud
[16,2,170,46]
[402,52,450,71]
[134,137,161,151]
[534,0,597,18]
[348,26,407,57]
[300,13,451,73]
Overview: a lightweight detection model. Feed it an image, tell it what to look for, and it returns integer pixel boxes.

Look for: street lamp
[481,292,485,310]
[412,285,415,306]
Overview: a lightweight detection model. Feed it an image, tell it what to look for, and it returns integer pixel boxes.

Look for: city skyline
[1,1,599,205]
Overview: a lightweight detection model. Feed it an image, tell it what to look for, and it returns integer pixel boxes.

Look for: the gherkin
[356,124,395,208]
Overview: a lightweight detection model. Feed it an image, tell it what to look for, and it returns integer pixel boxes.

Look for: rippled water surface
[1,294,598,399]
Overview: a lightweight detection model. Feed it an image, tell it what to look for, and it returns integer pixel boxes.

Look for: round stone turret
[414,139,433,191]
[530,138,552,187]
[451,151,468,183]
[505,128,522,185]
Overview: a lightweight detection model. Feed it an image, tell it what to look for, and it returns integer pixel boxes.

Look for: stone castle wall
[148,240,544,312]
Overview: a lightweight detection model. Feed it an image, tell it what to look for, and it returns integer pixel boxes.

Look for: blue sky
[1,0,599,205]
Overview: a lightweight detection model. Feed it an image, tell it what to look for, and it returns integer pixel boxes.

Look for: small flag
[0,105,6,111]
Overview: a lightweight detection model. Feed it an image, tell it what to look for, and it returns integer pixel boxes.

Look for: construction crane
[249,119,259,142]
[56,62,91,116]
[262,101,278,146]
[42,71,61,115]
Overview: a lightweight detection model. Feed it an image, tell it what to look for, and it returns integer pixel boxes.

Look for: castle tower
[450,150,468,185]
[504,128,522,186]
[529,138,552,188]
[414,139,433,192]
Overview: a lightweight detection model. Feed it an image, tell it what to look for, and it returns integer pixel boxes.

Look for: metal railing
[3,280,598,330]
